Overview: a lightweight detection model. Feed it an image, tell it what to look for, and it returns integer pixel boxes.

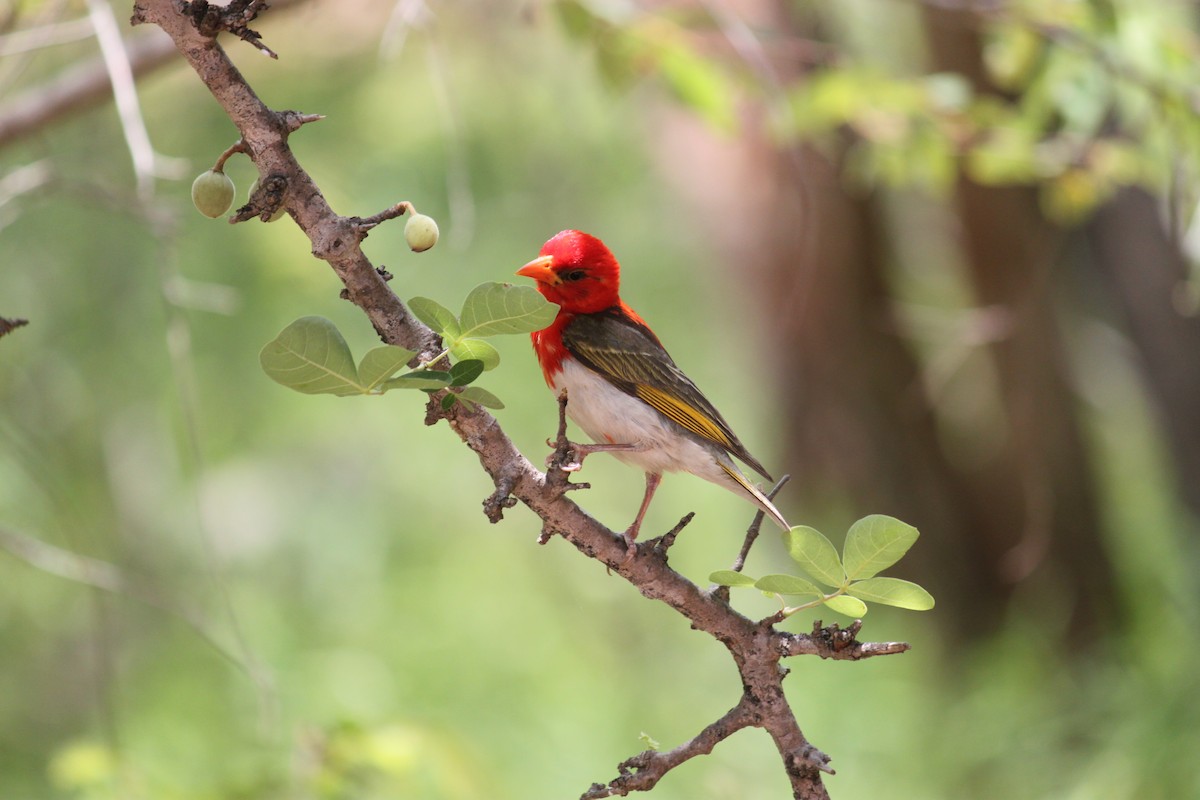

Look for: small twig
[0,316,29,339]
[544,389,588,496]
[536,522,558,546]
[776,620,911,660]
[483,473,518,524]
[212,139,248,172]
[582,695,758,798]
[352,201,415,233]
[87,0,182,200]
[648,512,695,557]
[731,473,791,573]
[554,388,571,443]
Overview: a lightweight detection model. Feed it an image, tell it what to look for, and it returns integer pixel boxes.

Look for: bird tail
[720,462,790,531]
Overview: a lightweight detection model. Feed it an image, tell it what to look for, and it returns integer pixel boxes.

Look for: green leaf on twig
[450,338,501,370]
[457,386,505,410]
[358,345,417,392]
[260,316,363,396]
[755,574,824,598]
[823,594,869,618]
[709,570,757,588]
[448,359,485,387]
[842,514,919,581]
[846,577,935,610]
[458,282,558,338]
[783,526,845,588]
[409,296,460,340]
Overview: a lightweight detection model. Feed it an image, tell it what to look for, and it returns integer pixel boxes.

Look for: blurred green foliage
[1,1,1199,799]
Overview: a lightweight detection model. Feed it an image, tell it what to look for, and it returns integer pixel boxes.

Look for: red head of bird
[516,230,621,314]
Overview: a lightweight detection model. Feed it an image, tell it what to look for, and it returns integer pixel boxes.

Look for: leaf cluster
[711,515,935,619]
[259,282,557,410]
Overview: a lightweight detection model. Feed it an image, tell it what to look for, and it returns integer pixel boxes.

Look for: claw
[622,534,638,564]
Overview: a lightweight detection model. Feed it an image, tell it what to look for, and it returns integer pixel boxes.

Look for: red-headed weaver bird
[517,229,789,552]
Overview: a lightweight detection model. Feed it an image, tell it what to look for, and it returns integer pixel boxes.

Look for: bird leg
[623,472,662,559]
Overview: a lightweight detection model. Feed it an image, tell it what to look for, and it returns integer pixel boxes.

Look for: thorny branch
[130,3,911,797]
[180,0,278,58]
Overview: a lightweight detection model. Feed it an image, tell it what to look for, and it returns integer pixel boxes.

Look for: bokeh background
[2,0,1199,797]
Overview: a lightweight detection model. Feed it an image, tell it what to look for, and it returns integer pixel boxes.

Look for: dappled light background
[2,1,1199,798]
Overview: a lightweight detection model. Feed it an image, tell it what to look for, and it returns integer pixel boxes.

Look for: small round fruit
[404,213,439,252]
[247,178,285,222]
[192,169,235,218]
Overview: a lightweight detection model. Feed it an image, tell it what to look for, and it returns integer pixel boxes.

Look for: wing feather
[561,309,772,480]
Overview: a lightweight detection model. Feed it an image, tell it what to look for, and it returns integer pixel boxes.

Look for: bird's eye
[562,269,587,282]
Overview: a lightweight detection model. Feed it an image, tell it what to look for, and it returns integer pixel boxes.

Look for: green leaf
[458,283,558,338]
[357,345,417,392]
[782,526,845,588]
[823,594,868,618]
[847,577,935,611]
[383,370,452,391]
[754,574,823,597]
[709,569,757,588]
[448,359,484,387]
[260,316,363,396]
[440,393,457,411]
[409,296,461,339]
[842,514,920,581]
[449,338,501,370]
[457,386,505,410]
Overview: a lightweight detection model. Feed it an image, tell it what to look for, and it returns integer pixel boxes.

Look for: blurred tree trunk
[1086,188,1200,516]
[655,0,1120,639]
[657,120,1016,635]
[923,6,1116,634]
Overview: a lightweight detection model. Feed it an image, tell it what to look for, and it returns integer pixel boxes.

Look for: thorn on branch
[181,0,279,58]
[536,522,559,546]
[483,473,518,524]
[792,742,835,776]
[278,109,325,133]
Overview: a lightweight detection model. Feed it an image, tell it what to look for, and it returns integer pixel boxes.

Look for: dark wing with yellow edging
[561,308,773,481]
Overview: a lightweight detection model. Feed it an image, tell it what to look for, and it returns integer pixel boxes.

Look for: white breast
[550,358,725,481]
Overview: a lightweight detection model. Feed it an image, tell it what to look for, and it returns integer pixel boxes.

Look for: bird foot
[604,532,638,574]
[623,535,638,562]
[546,439,643,473]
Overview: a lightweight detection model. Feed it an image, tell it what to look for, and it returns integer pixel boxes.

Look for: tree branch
[130,3,911,796]
[0,0,312,153]
[582,695,758,798]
